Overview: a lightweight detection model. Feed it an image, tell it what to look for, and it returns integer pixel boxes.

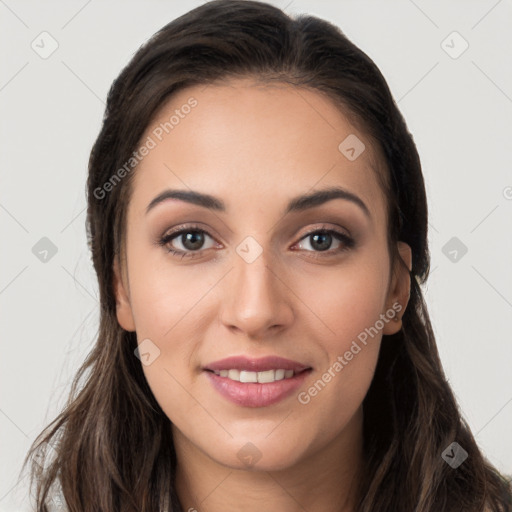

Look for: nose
[219,247,294,339]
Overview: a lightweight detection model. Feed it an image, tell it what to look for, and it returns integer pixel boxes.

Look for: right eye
[158,225,219,259]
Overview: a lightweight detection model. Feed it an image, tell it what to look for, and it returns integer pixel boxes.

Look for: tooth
[274,369,285,380]
[217,368,297,382]
[257,370,275,383]
[240,370,258,383]
[228,369,240,381]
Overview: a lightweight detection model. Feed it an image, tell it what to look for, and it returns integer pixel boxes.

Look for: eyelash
[156,223,355,260]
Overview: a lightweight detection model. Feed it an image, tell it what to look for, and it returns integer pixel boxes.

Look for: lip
[203,355,313,408]
[204,368,312,407]
[203,355,311,373]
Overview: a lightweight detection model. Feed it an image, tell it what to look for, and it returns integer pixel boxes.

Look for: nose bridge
[221,240,291,336]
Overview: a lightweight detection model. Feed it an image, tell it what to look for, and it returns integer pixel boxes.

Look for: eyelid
[295,223,351,241]
[159,222,219,242]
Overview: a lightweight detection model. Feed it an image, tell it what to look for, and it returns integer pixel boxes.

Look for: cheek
[128,246,219,338]
[291,257,388,413]
[126,256,220,421]
[293,255,389,351]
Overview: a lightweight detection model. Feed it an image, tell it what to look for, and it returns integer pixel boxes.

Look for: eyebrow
[145,186,371,219]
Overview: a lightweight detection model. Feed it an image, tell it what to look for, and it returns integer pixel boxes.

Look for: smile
[208,368,296,383]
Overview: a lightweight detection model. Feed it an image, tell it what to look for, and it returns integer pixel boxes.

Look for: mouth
[202,355,313,407]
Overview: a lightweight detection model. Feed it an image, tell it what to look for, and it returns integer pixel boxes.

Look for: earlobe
[112,257,136,332]
[383,241,412,336]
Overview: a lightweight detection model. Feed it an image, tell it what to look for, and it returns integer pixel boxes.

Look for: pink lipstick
[203,355,312,407]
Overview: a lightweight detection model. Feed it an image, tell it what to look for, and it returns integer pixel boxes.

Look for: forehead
[130,78,387,224]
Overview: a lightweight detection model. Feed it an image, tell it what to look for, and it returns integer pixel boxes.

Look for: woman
[22,1,512,510]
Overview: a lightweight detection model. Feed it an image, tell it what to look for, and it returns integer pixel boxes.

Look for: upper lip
[203,356,311,373]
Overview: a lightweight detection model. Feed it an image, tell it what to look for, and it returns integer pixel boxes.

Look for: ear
[382,241,412,336]
[112,256,136,332]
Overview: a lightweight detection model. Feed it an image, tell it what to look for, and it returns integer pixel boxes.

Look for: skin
[113,77,412,512]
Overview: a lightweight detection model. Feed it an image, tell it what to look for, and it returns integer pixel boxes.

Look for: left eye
[294,229,354,254]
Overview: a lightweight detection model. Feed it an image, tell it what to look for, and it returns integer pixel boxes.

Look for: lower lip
[204,369,312,408]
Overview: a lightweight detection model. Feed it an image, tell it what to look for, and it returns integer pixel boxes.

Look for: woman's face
[113,78,411,471]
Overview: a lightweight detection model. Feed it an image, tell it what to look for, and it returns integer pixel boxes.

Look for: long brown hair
[21,1,512,510]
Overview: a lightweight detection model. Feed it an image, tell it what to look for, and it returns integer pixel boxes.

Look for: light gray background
[1,0,511,509]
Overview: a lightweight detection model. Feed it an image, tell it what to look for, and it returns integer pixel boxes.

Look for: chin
[205,436,307,472]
